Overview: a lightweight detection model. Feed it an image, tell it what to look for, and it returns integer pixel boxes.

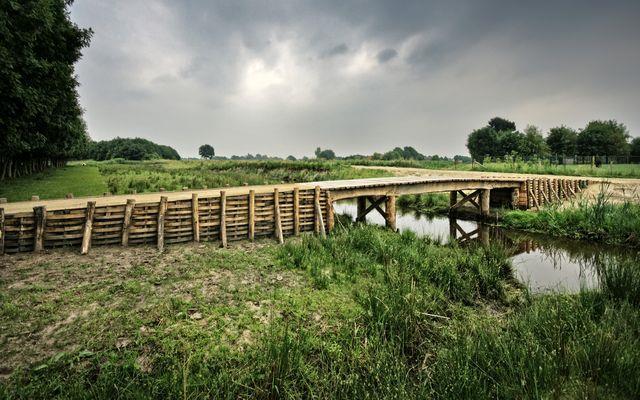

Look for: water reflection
[333,200,638,294]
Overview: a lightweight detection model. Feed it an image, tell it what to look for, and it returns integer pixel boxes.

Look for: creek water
[333,200,637,293]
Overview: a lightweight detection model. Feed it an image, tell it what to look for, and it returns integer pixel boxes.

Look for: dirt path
[354,166,640,204]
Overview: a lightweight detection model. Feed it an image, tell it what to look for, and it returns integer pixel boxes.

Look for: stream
[333,200,638,293]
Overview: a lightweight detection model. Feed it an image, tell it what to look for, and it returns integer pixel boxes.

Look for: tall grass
[397,193,450,215]
[500,194,640,247]
[3,225,639,398]
[475,161,640,179]
[97,160,389,194]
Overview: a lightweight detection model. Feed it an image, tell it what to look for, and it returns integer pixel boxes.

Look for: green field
[1,160,389,202]
[1,224,638,398]
[0,165,109,202]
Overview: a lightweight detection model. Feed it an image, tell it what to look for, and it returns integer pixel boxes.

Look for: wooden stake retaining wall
[0,188,329,254]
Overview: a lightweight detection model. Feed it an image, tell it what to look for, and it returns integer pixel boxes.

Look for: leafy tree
[401,146,426,160]
[630,137,640,158]
[467,126,499,162]
[546,126,577,156]
[286,155,297,161]
[382,147,405,160]
[496,130,526,156]
[488,117,516,132]
[577,120,630,156]
[199,144,215,159]
[521,125,549,159]
[315,147,336,160]
[1,0,92,180]
[87,137,180,161]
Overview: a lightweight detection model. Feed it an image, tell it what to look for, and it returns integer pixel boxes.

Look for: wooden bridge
[0,176,588,255]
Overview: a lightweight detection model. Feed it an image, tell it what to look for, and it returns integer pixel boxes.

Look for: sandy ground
[354,166,640,204]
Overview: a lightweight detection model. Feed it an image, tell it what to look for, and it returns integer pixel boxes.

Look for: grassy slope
[0,165,108,202]
[1,225,638,398]
[499,196,640,247]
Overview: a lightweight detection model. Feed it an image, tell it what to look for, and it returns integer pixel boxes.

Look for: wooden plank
[456,190,480,209]
[0,208,4,255]
[81,202,96,255]
[220,191,227,248]
[122,199,135,246]
[358,196,386,220]
[293,187,300,235]
[157,196,168,251]
[480,189,490,216]
[192,193,200,242]
[33,206,47,252]
[451,190,480,210]
[248,190,255,241]
[274,189,283,244]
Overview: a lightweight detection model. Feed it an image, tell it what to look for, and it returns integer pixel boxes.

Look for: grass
[2,224,638,398]
[1,160,389,201]
[397,193,450,215]
[499,193,640,247]
[0,165,109,202]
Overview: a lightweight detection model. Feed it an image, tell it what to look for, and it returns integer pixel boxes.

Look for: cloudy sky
[70,0,640,158]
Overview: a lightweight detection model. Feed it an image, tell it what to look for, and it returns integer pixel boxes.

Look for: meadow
[0,160,389,202]
[1,224,638,398]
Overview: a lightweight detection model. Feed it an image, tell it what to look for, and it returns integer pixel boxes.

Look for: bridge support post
[449,191,457,215]
[480,189,490,218]
[385,196,396,231]
[356,197,367,222]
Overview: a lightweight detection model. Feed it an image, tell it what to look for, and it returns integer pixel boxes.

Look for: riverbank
[1,225,638,398]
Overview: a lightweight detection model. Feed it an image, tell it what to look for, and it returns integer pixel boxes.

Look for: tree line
[467,117,639,163]
[86,137,181,161]
[0,0,92,180]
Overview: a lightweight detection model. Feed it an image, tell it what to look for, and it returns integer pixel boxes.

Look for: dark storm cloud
[70,0,640,158]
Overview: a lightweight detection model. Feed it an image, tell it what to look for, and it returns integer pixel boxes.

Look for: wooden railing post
[248,190,255,241]
[33,206,46,252]
[157,196,168,251]
[480,189,490,217]
[293,188,300,236]
[122,199,135,246]
[81,202,96,255]
[274,188,283,244]
[314,186,326,238]
[192,193,200,242]
[220,191,227,247]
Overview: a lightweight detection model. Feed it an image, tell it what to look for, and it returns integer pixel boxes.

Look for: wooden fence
[517,178,589,209]
[0,187,329,255]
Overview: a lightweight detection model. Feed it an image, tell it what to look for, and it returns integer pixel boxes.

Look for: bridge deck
[2,176,523,214]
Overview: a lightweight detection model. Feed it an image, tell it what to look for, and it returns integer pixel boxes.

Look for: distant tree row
[0,0,93,180]
[87,138,180,161]
[467,117,637,162]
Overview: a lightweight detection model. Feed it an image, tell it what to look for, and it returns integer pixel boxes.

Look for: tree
[630,137,640,158]
[546,126,577,156]
[315,147,336,160]
[577,120,630,156]
[521,125,549,159]
[488,117,516,132]
[199,144,215,159]
[1,0,93,180]
[401,146,426,160]
[286,155,297,161]
[496,130,526,157]
[467,126,499,162]
[382,147,404,160]
[87,137,180,161]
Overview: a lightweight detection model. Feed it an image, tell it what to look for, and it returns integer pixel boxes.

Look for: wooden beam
[33,206,46,252]
[81,202,95,255]
[314,186,322,234]
[191,193,200,242]
[248,190,255,241]
[356,197,367,222]
[220,191,227,247]
[314,187,326,238]
[449,191,457,209]
[480,189,490,216]
[451,190,480,210]
[326,190,334,233]
[157,196,168,251]
[122,199,135,246]
[540,181,550,204]
[274,189,283,244]
[292,188,299,236]
[385,196,396,231]
[358,196,386,220]
[528,187,540,210]
[0,208,4,255]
